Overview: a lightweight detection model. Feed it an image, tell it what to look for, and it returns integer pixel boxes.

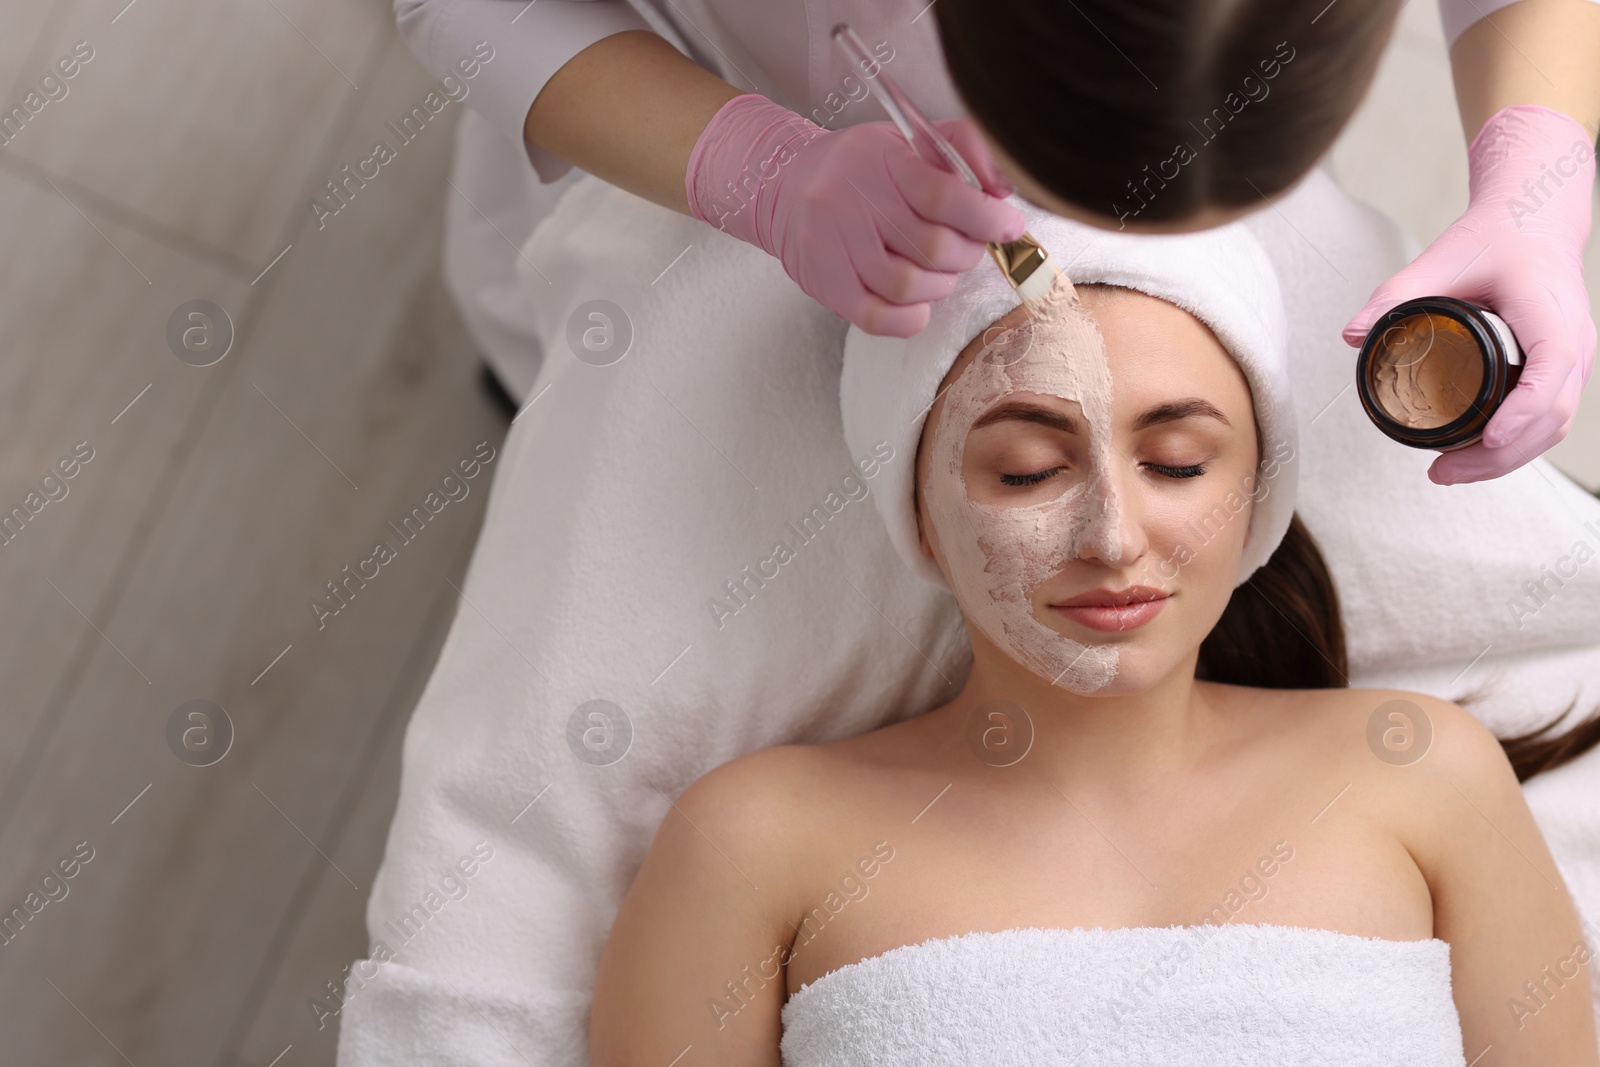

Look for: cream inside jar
[1367,313,1485,429]
[1356,296,1522,450]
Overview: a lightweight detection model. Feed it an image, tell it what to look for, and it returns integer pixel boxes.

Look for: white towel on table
[334,162,1600,1066]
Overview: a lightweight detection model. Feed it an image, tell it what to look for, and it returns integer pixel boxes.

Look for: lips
[1049,585,1170,633]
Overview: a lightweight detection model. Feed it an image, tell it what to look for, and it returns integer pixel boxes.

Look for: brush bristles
[1016,254,1071,314]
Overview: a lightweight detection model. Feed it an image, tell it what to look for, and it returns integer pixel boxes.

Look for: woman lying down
[588,205,1598,1066]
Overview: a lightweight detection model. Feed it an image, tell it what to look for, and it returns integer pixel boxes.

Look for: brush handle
[830,24,1049,301]
[830,24,984,191]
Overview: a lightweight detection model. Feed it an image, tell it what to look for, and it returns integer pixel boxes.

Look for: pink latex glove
[1341,104,1596,484]
[684,93,1026,337]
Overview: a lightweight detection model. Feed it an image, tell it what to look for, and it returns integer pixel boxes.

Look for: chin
[1033,610,1194,695]
[1060,651,1182,696]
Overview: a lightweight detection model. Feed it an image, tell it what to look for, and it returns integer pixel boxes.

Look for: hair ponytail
[1196,514,1346,690]
[1197,512,1600,782]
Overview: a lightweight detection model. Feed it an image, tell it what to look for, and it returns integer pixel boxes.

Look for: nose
[1074,458,1147,567]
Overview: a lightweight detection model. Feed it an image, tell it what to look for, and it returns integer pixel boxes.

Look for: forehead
[911,286,1262,519]
[929,286,1245,418]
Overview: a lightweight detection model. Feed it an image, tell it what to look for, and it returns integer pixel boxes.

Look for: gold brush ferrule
[989,233,1048,290]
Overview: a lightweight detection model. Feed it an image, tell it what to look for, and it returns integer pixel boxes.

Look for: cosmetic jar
[1355,296,1523,450]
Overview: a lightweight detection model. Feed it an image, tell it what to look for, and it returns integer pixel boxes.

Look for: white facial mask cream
[922,282,1123,693]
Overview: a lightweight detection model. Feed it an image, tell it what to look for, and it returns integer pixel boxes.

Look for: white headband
[840,196,1296,591]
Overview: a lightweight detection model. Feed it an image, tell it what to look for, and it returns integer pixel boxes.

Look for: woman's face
[914,284,1260,695]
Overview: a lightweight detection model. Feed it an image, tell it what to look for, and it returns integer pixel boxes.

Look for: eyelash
[1148,463,1207,480]
[998,462,1207,486]
[999,468,1058,487]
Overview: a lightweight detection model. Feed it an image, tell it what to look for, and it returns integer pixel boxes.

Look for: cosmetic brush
[831,23,1067,311]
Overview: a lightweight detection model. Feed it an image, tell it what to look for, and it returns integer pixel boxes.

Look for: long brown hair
[1197,514,1600,782]
[934,0,1404,225]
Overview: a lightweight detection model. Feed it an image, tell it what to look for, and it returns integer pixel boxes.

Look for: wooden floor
[0,2,508,1065]
[0,1,1594,1066]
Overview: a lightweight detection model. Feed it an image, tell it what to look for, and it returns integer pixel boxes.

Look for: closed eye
[1146,462,1207,479]
[1000,468,1061,487]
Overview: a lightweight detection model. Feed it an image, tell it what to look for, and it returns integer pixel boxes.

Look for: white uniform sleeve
[394,0,651,182]
[1438,0,1600,48]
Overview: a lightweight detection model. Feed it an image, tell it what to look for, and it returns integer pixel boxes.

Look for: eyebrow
[1132,398,1231,430]
[971,400,1080,435]
[969,396,1230,434]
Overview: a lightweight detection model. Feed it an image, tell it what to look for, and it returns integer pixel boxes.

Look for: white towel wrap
[779,923,1465,1066]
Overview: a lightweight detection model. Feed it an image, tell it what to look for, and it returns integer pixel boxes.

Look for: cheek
[971,489,1091,571]
[1145,479,1253,583]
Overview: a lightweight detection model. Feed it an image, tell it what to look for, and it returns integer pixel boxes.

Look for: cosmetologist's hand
[685,93,1025,337]
[1341,105,1596,485]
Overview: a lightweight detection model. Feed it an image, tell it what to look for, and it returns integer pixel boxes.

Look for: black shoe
[479,362,517,422]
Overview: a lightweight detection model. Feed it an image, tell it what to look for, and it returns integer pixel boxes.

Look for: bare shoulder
[666,741,864,892]
[1212,682,1524,846]
[1295,687,1528,867]
[675,743,847,836]
[1320,686,1516,782]
[596,743,871,1064]
[1312,692,1595,1061]
[673,722,932,880]
[683,713,935,815]
[1224,682,1513,778]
